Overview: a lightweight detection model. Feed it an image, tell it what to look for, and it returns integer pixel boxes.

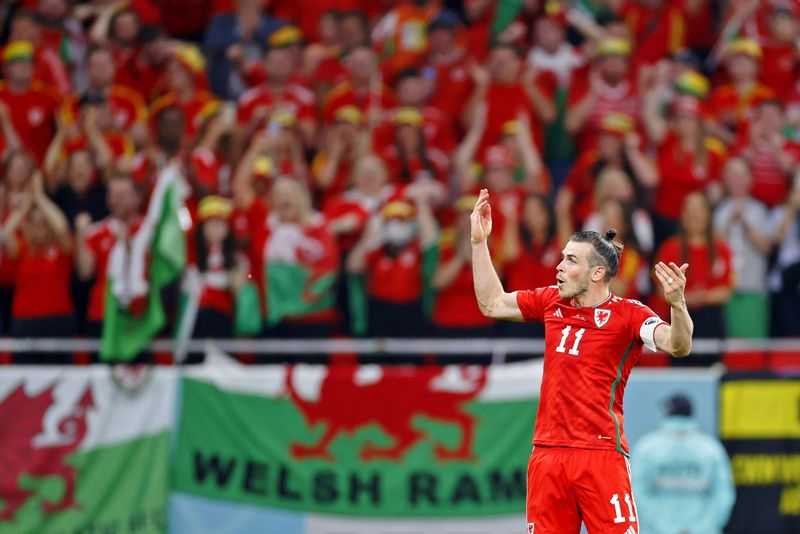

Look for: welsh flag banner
[170,352,541,534]
[101,165,187,361]
[263,219,338,327]
[0,366,176,534]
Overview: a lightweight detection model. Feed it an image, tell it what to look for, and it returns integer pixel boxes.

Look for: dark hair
[394,124,435,183]
[520,194,554,250]
[677,192,716,275]
[571,229,624,281]
[195,220,237,272]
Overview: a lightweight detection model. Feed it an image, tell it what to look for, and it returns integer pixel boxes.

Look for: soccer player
[470,188,694,533]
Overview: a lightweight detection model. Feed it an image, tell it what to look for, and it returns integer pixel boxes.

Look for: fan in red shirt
[0,41,58,162]
[465,43,555,154]
[621,0,686,70]
[236,41,317,148]
[642,92,727,241]
[150,43,221,142]
[471,188,694,534]
[311,106,365,208]
[431,194,496,337]
[75,175,144,337]
[731,99,800,208]
[373,68,456,153]
[7,11,71,99]
[755,6,800,101]
[377,107,450,190]
[189,195,247,338]
[652,192,733,355]
[346,187,439,338]
[566,38,641,152]
[706,38,775,145]
[1,172,74,341]
[322,46,396,126]
[500,193,560,338]
[60,46,150,146]
[422,10,471,129]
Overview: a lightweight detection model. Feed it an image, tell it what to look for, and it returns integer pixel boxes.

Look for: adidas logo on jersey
[553,309,563,318]
[625,527,637,534]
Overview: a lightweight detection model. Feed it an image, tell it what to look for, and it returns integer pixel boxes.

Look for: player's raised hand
[654,261,689,307]
[470,188,492,244]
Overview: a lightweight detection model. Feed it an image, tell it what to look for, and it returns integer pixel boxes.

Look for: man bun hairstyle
[571,229,624,281]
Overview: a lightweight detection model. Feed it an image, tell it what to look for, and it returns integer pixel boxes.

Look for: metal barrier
[0,337,798,364]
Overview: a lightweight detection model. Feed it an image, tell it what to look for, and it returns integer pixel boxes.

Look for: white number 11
[555,326,585,355]
[610,493,636,523]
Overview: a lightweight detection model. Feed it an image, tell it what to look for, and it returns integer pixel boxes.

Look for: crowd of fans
[1,0,799,360]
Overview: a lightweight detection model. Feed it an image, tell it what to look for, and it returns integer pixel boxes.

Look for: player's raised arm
[653,261,694,357]
[470,189,524,321]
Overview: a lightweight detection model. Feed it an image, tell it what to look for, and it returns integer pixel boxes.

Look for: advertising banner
[720,375,800,533]
[0,366,176,534]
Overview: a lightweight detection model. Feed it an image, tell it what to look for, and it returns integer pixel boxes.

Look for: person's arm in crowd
[462,62,490,128]
[554,188,575,247]
[413,191,438,250]
[74,212,96,280]
[707,0,759,68]
[1,197,30,260]
[773,180,800,244]
[87,2,120,45]
[314,131,347,191]
[716,202,772,254]
[232,131,272,209]
[624,132,659,188]
[522,67,556,124]
[195,110,232,154]
[0,102,20,156]
[565,8,607,42]
[565,71,600,135]
[454,101,486,193]
[515,112,547,194]
[653,261,694,357]
[84,107,113,175]
[641,74,669,145]
[287,130,310,184]
[346,217,384,274]
[31,172,72,253]
[500,198,521,264]
[43,127,68,190]
[471,189,524,321]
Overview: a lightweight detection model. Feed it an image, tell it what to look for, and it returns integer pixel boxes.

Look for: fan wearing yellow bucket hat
[566,37,638,152]
[190,195,243,339]
[706,38,775,144]
[150,43,221,141]
[0,40,58,162]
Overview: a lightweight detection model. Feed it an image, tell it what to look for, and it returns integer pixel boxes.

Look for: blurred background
[0,0,798,533]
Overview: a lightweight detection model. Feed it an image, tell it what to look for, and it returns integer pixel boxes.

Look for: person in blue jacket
[631,394,736,534]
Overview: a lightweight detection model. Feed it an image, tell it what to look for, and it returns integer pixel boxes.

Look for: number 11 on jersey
[555,325,585,356]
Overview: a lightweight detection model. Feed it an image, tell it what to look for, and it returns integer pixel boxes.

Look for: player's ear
[592,265,605,283]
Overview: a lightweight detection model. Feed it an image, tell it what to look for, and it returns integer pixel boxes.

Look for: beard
[558,277,589,300]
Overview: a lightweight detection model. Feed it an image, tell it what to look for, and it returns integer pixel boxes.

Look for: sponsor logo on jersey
[594,308,611,328]
[553,309,563,318]
[643,317,660,327]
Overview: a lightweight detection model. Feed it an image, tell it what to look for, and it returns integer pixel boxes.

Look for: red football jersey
[517,286,666,455]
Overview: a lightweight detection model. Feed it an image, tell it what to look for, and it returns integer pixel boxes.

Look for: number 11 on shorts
[610,493,636,523]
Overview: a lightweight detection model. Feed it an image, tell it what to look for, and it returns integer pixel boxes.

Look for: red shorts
[526,446,639,534]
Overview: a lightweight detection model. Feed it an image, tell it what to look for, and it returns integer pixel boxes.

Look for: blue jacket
[631,416,736,534]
